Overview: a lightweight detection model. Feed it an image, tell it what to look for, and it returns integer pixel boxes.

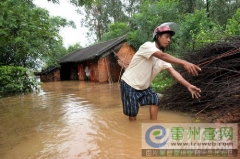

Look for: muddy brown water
[0,81,238,159]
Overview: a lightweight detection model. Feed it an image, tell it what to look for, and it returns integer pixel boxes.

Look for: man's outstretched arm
[166,67,201,99]
[152,51,201,76]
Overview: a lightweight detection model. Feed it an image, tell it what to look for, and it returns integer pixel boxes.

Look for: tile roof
[59,35,127,63]
[39,66,60,75]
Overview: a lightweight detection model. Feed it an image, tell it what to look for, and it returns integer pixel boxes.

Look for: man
[120,22,201,121]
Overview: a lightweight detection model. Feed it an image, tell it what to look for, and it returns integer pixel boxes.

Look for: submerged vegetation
[0,66,40,96]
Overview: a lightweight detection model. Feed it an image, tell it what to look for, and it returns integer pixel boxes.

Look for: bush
[151,71,175,93]
[0,66,40,94]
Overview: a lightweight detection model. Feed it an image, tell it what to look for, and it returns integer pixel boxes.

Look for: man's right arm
[152,50,201,76]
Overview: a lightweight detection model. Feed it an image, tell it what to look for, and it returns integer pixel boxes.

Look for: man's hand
[183,61,201,76]
[167,67,201,99]
[187,85,201,99]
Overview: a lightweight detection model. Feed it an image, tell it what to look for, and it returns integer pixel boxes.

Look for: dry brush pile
[161,36,240,123]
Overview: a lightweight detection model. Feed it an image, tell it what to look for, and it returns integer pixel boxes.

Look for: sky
[33,0,88,48]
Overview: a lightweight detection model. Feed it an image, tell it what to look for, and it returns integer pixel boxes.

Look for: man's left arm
[166,67,201,99]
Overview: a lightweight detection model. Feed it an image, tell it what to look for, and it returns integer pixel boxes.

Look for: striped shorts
[120,80,160,117]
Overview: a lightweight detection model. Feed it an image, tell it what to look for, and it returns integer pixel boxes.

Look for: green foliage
[43,42,83,69]
[226,8,240,35]
[42,44,67,69]
[128,0,180,49]
[47,0,94,6]
[67,43,83,53]
[177,10,210,51]
[209,0,240,26]
[151,71,175,93]
[102,22,130,41]
[79,0,129,41]
[127,30,140,50]
[67,0,240,49]
[75,0,240,49]
[193,23,226,47]
[0,0,74,69]
[70,0,95,6]
[0,66,40,94]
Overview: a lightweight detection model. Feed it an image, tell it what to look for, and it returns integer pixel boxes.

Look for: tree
[121,0,144,17]
[178,0,196,13]
[177,10,209,51]
[77,0,128,42]
[67,43,83,53]
[48,0,94,6]
[226,8,240,35]
[127,0,180,50]
[102,22,130,41]
[209,0,240,26]
[0,0,75,69]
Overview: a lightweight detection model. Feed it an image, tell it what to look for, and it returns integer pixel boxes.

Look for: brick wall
[97,43,135,83]
[109,54,122,82]
[40,69,60,82]
[98,55,124,83]
[78,65,84,81]
[117,42,135,68]
[53,69,60,81]
[91,61,98,82]
[98,57,109,83]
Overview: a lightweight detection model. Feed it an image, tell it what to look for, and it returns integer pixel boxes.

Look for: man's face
[158,33,171,48]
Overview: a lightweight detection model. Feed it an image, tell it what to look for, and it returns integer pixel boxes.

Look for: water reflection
[0,81,238,159]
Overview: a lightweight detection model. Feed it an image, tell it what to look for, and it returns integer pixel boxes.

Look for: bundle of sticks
[161,36,240,122]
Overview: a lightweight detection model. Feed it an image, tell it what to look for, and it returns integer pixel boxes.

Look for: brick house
[59,35,135,83]
[37,66,61,82]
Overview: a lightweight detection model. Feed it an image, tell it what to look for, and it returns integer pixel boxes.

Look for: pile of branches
[161,36,240,123]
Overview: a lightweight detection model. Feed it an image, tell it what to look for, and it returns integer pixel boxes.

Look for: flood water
[0,81,238,159]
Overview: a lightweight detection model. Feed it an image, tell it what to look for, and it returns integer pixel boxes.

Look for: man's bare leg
[150,105,158,120]
[129,116,136,121]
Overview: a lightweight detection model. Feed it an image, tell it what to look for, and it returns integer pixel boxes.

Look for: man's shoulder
[139,41,155,50]
[141,41,154,46]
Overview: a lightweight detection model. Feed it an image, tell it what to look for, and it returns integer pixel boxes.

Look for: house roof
[59,35,127,63]
[39,66,60,75]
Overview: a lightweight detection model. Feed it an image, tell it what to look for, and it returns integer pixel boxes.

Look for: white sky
[33,0,88,48]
